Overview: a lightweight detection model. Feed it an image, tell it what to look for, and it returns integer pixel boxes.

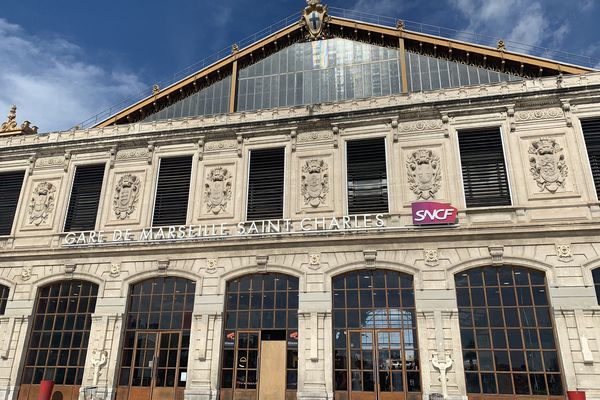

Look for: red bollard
[37,380,54,400]
[567,391,586,400]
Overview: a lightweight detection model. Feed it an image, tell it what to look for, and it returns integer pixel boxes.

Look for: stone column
[415,289,467,400]
[0,306,31,400]
[297,292,330,400]
[79,312,124,400]
[185,294,223,400]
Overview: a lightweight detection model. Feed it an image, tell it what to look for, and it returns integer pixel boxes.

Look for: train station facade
[1,2,600,400]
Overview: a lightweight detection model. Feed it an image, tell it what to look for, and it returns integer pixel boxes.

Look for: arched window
[455,266,563,397]
[20,280,98,400]
[592,268,600,304]
[221,273,299,400]
[332,269,421,399]
[118,277,195,400]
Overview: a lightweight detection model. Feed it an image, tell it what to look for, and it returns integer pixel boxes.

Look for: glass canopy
[142,38,521,123]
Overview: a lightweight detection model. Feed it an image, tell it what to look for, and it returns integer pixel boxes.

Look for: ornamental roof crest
[0,105,38,136]
[302,0,328,40]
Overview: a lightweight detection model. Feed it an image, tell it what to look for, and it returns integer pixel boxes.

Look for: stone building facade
[2,4,600,400]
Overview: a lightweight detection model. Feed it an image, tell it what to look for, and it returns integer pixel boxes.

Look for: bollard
[38,380,54,400]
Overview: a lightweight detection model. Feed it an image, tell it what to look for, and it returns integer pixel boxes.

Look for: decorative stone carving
[301,159,329,207]
[206,258,218,274]
[556,244,573,262]
[35,157,65,168]
[528,137,568,193]
[516,108,563,121]
[256,255,269,272]
[204,167,232,214]
[116,148,150,161]
[399,119,443,133]
[297,131,334,143]
[113,174,141,219]
[432,352,453,399]
[489,246,504,264]
[65,264,76,275]
[205,140,237,152]
[28,182,56,226]
[158,260,169,272]
[109,263,121,278]
[21,266,32,281]
[0,105,17,132]
[407,149,441,200]
[302,0,328,40]
[424,249,439,267]
[363,250,377,268]
[91,350,108,386]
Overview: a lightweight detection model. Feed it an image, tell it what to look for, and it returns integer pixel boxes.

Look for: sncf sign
[412,202,458,225]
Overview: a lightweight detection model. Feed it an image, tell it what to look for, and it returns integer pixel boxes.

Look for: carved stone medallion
[113,174,141,219]
[204,167,232,214]
[407,149,441,200]
[301,159,329,207]
[528,137,568,193]
[28,182,56,226]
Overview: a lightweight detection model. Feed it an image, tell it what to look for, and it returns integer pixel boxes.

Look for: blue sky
[1,0,599,132]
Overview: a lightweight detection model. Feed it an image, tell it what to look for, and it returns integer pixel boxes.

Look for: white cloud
[0,18,145,133]
[449,0,553,47]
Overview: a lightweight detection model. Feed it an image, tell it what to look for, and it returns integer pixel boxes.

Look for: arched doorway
[332,270,421,400]
[220,273,299,400]
[455,266,564,399]
[116,277,195,400]
[19,280,98,400]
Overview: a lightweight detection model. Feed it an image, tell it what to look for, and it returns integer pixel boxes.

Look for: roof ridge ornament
[302,0,328,40]
[0,105,38,136]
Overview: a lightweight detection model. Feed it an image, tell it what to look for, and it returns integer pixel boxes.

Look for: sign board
[411,202,458,225]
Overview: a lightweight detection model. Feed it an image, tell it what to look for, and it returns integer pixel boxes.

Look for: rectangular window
[152,156,193,226]
[458,127,511,208]
[581,118,600,200]
[64,164,106,232]
[0,170,24,235]
[247,148,285,220]
[346,138,388,214]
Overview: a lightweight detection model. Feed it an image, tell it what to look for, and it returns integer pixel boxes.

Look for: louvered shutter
[458,128,511,208]
[247,148,285,220]
[347,138,389,214]
[581,119,600,200]
[64,164,106,232]
[0,170,24,235]
[152,156,193,226]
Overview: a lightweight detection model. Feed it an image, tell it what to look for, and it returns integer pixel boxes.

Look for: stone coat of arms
[407,149,442,200]
[301,159,329,207]
[302,0,328,40]
[528,137,568,193]
[28,182,56,226]
[204,167,232,214]
[113,174,140,219]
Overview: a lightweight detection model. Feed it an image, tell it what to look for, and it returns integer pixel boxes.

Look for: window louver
[64,164,105,232]
[458,128,511,208]
[247,148,285,220]
[581,119,600,200]
[0,170,24,236]
[152,156,193,226]
[347,138,388,214]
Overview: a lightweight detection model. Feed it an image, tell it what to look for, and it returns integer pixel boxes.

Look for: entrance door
[258,341,286,400]
[342,330,410,400]
[128,331,183,400]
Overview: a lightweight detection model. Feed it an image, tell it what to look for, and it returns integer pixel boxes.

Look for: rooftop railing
[76,7,599,130]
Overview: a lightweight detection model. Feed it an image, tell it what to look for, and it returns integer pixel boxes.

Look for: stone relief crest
[407,149,442,200]
[204,167,232,214]
[113,174,141,219]
[301,159,329,207]
[302,0,328,40]
[28,182,56,226]
[528,137,568,193]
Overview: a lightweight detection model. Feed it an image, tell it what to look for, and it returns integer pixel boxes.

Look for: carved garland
[301,159,329,207]
[406,149,442,200]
